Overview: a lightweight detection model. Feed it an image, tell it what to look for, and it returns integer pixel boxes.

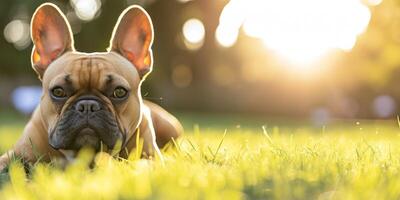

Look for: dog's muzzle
[49,96,124,152]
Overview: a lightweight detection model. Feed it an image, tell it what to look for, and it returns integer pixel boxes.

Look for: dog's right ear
[31,3,74,80]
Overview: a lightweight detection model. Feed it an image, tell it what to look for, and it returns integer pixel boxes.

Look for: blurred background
[0,0,400,127]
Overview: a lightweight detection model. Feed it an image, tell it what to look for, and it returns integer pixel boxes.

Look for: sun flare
[217,0,379,65]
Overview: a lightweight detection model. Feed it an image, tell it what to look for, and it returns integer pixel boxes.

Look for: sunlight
[218,0,378,65]
[215,25,238,47]
[366,0,383,6]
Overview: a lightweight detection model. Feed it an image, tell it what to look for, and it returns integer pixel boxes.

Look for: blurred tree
[1,0,400,118]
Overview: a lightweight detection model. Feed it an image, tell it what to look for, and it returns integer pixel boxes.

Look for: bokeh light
[70,0,101,21]
[171,65,193,88]
[218,0,374,64]
[372,95,396,118]
[215,0,243,48]
[11,86,42,114]
[176,0,194,3]
[311,107,330,126]
[66,11,82,34]
[3,20,31,50]
[211,64,235,87]
[182,18,205,50]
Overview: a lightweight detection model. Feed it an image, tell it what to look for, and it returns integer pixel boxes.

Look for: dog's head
[30,3,154,152]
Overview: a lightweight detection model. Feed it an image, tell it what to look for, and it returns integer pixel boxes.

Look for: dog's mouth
[55,127,103,163]
[70,127,101,150]
[50,126,101,151]
[49,121,124,153]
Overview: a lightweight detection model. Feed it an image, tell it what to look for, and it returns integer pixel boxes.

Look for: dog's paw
[0,163,8,174]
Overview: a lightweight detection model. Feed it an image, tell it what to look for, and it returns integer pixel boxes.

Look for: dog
[0,3,183,170]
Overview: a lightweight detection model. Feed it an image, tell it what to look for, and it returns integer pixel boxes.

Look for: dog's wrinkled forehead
[42,52,141,90]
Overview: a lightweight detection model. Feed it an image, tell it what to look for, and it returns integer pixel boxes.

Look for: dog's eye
[113,87,128,98]
[51,87,66,98]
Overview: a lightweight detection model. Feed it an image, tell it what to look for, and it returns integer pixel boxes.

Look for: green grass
[1,115,400,199]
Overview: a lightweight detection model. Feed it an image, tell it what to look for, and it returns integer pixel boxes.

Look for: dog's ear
[31,3,74,79]
[109,6,154,79]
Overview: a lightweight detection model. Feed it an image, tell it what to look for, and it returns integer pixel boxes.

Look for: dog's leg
[0,138,43,172]
[0,124,39,172]
[0,150,14,172]
[0,110,62,171]
[139,106,164,161]
[122,104,164,161]
[144,101,183,148]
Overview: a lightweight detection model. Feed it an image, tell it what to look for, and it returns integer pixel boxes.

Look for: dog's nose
[75,100,101,113]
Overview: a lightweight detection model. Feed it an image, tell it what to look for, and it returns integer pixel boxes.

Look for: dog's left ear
[109,6,154,79]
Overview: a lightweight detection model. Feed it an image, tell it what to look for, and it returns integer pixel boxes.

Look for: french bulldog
[0,3,183,170]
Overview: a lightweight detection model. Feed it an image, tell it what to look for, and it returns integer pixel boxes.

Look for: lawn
[1,114,400,199]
